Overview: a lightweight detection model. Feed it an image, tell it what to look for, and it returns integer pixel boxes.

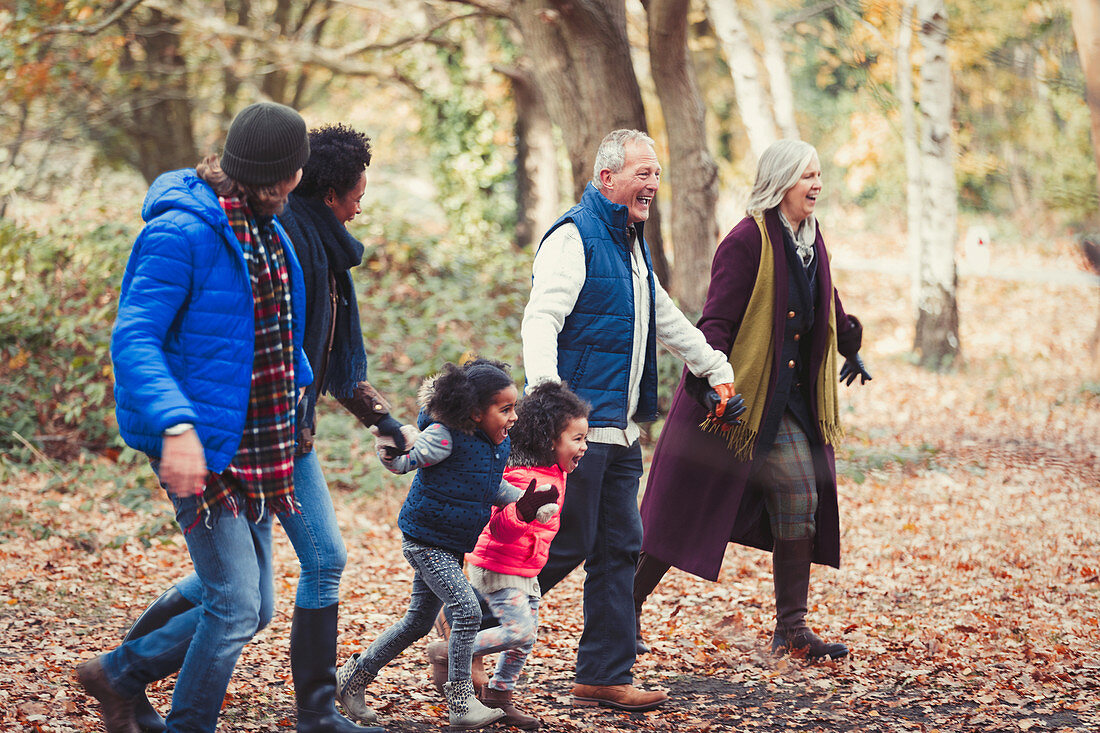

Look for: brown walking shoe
[571,683,668,712]
[76,656,140,733]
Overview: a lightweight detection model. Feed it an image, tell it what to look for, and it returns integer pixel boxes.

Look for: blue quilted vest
[539,183,659,428]
[398,410,511,554]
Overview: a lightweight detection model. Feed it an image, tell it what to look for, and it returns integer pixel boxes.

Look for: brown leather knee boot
[771,538,848,659]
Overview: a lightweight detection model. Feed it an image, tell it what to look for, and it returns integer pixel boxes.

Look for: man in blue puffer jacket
[76,102,317,733]
[521,129,744,712]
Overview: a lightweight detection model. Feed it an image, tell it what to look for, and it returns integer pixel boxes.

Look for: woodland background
[1,1,1099,731]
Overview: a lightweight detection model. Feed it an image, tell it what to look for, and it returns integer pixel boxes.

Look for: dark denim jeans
[538,440,643,686]
[102,493,274,732]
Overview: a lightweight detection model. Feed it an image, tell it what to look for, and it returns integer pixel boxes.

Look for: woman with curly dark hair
[337,359,561,731]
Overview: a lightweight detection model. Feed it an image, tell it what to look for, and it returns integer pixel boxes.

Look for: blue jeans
[102,493,275,732]
[176,449,348,608]
[537,441,643,686]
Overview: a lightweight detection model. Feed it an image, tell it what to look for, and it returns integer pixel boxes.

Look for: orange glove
[705,383,747,424]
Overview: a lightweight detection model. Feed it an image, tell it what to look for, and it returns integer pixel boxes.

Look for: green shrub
[0,217,132,462]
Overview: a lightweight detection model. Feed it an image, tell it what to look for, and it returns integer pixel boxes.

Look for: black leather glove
[839,353,872,386]
[515,479,560,523]
[374,414,407,458]
[704,387,747,424]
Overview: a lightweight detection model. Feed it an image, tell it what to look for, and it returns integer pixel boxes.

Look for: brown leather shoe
[76,656,140,733]
[571,683,668,712]
[481,686,540,729]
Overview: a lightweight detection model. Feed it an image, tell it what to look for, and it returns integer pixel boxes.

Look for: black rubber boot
[771,538,848,660]
[632,552,671,655]
[119,586,196,733]
[291,604,385,733]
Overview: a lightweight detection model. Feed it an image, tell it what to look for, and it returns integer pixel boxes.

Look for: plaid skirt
[749,411,818,541]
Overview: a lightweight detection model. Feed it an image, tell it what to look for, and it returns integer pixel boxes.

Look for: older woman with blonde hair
[633,139,871,660]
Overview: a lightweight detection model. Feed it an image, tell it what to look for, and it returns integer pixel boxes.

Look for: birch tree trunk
[645,0,719,312]
[1071,0,1100,221]
[705,0,778,160]
[754,0,799,140]
[897,0,922,304]
[913,0,960,369]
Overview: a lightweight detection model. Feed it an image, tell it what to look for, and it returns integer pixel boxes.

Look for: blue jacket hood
[143,169,226,231]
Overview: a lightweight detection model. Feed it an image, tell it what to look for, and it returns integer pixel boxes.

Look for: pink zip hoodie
[465,464,566,578]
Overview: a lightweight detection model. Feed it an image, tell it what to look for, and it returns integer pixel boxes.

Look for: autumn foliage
[2,227,1098,732]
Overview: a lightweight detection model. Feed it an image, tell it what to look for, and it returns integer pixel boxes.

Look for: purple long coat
[639,209,862,582]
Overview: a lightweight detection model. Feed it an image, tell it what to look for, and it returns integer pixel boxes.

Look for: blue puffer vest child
[539,182,659,428]
[398,410,512,554]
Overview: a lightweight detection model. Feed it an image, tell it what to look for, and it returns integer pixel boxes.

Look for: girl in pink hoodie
[464,381,589,729]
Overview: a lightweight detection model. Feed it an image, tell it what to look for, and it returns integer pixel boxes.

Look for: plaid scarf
[194,197,298,527]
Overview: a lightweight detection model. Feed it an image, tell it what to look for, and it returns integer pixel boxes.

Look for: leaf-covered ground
[3,240,1099,732]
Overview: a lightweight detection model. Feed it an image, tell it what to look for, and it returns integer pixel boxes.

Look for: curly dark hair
[426,358,514,434]
[294,124,372,199]
[508,382,590,467]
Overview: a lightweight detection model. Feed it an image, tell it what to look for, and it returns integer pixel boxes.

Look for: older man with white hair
[521,129,745,711]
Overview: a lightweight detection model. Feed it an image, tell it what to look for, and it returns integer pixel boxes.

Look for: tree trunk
[897,0,921,304]
[501,65,561,250]
[913,0,959,370]
[114,9,198,183]
[754,0,799,140]
[705,0,777,160]
[1072,0,1100,222]
[645,0,719,313]
[505,0,669,284]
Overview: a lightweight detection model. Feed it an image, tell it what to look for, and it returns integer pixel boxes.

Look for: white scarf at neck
[778,211,817,268]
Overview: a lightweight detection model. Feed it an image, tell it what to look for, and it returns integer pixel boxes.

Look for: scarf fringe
[819,419,844,448]
[699,417,758,462]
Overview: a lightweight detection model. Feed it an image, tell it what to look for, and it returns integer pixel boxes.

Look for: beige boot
[444,679,504,730]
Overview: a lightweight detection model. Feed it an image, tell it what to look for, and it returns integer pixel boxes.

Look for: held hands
[839,353,873,386]
[515,478,560,523]
[374,414,408,454]
[704,382,747,424]
[371,423,420,460]
[160,429,206,497]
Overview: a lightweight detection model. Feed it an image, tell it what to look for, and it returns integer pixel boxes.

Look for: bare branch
[32,0,147,38]
[442,0,513,17]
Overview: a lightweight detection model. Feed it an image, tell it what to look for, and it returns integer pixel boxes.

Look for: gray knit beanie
[221,102,310,186]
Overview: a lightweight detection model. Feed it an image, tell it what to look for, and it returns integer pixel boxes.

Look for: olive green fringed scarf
[701,215,842,460]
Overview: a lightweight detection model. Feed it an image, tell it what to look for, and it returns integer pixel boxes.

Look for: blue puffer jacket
[398,410,511,554]
[111,169,313,473]
[541,183,659,427]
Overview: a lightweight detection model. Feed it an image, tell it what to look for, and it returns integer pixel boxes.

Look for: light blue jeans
[102,493,275,732]
[176,449,348,608]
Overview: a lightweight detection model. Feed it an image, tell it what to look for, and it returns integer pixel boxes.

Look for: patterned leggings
[752,412,819,541]
[470,587,540,691]
[355,537,481,682]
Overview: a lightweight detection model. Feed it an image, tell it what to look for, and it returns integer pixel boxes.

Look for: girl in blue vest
[336,358,559,731]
